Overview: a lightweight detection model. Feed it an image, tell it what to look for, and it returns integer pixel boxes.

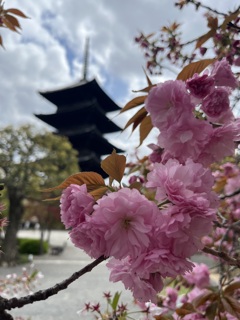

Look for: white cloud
[0,0,237,156]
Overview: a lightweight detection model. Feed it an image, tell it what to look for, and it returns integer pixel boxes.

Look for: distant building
[35,39,123,177]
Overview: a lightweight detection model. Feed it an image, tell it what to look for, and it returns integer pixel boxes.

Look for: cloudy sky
[0,0,238,156]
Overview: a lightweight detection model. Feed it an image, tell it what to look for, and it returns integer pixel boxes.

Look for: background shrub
[18,238,49,255]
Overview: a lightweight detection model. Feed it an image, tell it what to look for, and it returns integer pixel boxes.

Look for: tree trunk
[1,189,24,265]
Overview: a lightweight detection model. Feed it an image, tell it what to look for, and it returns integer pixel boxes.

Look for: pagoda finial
[82,37,89,82]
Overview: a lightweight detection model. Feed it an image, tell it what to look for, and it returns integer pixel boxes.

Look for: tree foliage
[0,125,79,264]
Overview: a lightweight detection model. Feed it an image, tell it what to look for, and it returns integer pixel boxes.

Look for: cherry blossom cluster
[203,162,240,254]
[60,58,239,303]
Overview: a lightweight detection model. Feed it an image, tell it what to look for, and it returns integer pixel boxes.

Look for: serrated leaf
[205,301,218,320]
[111,292,121,311]
[132,84,156,93]
[139,114,153,146]
[124,106,148,131]
[175,303,195,316]
[207,16,218,30]
[90,186,109,200]
[129,181,142,191]
[177,59,216,81]
[2,16,18,32]
[6,8,29,18]
[42,196,61,202]
[0,35,4,49]
[41,172,105,192]
[5,14,21,29]
[224,281,240,295]
[101,150,126,183]
[192,291,216,308]
[195,29,216,49]
[221,10,240,30]
[120,95,147,114]
[143,67,152,86]
[221,296,240,318]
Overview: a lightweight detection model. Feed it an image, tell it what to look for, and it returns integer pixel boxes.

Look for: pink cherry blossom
[158,205,216,257]
[183,263,210,289]
[145,80,194,131]
[186,73,215,99]
[198,120,240,166]
[211,58,238,89]
[157,114,213,164]
[60,184,95,229]
[146,158,218,209]
[92,188,160,259]
[69,219,107,259]
[107,257,163,303]
[201,87,233,123]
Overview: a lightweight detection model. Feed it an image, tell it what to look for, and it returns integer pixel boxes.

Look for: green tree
[0,125,79,265]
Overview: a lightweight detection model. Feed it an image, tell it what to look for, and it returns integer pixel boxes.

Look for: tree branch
[202,247,240,268]
[0,255,107,312]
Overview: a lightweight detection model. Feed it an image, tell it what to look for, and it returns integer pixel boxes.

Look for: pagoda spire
[81,37,89,82]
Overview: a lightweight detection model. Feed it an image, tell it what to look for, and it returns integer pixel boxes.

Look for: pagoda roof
[39,79,121,113]
[65,127,123,156]
[35,103,122,134]
[77,152,107,177]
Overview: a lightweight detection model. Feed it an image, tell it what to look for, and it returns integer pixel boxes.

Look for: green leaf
[111,292,121,311]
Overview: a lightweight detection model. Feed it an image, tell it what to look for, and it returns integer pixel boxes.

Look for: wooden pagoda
[35,40,123,176]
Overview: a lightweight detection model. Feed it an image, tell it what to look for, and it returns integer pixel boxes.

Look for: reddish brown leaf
[224,281,240,295]
[192,291,217,308]
[42,196,61,202]
[2,16,18,32]
[6,8,29,18]
[0,35,4,49]
[120,95,147,114]
[139,115,153,146]
[129,181,142,191]
[42,172,105,192]
[177,59,216,81]
[101,150,126,183]
[205,301,218,320]
[195,29,216,49]
[142,67,153,86]
[90,186,109,200]
[221,10,240,30]
[132,84,156,93]
[221,296,240,318]
[5,14,21,29]
[207,16,218,30]
[124,107,148,131]
[175,303,195,316]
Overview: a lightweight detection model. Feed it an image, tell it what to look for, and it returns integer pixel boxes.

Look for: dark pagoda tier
[36,79,124,176]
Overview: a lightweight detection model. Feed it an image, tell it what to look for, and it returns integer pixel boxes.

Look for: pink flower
[159,205,216,257]
[92,188,159,259]
[69,220,106,258]
[211,58,238,89]
[183,263,210,289]
[132,248,194,278]
[60,184,95,229]
[146,158,218,209]
[107,257,163,303]
[157,114,213,164]
[145,80,194,131]
[186,73,214,99]
[198,121,240,166]
[201,87,233,123]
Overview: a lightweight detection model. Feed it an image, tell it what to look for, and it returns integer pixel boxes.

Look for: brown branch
[202,247,240,268]
[0,255,107,312]
[220,188,240,200]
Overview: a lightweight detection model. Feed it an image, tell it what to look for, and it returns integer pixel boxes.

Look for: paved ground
[1,230,219,320]
[1,230,133,320]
